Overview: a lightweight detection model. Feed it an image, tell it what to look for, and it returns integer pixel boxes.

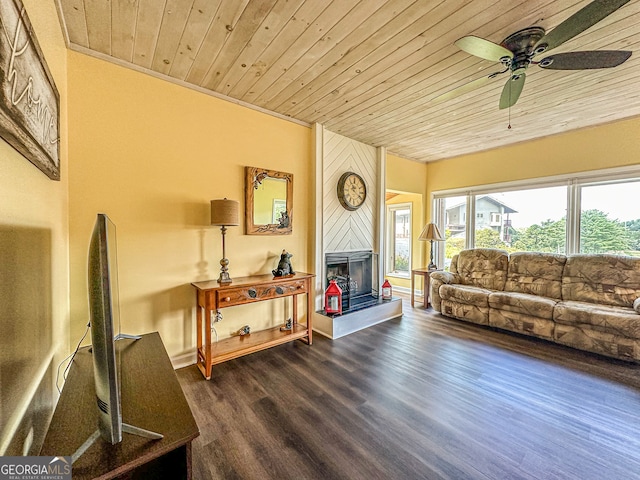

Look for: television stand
[72,420,164,464]
[41,333,199,479]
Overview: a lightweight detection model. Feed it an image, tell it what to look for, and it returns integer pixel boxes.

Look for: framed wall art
[0,0,60,180]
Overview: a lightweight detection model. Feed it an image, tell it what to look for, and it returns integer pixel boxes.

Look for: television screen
[87,213,122,444]
[72,214,162,463]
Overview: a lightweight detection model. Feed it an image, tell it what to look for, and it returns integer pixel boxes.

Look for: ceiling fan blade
[455,36,514,62]
[535,0,631,53]
[499,72,526,110]
[538,50,632,69]
[431,71,505,104]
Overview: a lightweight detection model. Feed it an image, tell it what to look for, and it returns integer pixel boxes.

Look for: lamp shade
[210,198,239,226]
[418,222,444,241]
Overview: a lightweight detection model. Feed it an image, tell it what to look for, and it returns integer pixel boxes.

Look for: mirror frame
[245,166,293,235]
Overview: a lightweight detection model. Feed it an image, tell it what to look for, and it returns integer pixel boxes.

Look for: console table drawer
[216,279,307,307]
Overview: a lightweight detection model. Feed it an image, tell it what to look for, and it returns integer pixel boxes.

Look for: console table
[41,332,199,480]
[191,272,315,380]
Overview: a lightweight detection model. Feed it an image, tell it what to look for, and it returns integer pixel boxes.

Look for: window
[579,180,640,254]
[433,167,640,265]
[386,204,411,277]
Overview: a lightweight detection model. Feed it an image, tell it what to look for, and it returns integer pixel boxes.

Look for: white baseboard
[171,351,197,370]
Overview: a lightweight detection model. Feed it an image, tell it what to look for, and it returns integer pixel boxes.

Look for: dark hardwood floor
[177,296,640,480]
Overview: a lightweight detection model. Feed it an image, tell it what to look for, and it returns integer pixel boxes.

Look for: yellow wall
[0,0,68,455]
[427,117,640,194]
[66,52,312,363]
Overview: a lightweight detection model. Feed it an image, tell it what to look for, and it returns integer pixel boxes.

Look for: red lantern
[325,279,342,315]
[381,279,392,301]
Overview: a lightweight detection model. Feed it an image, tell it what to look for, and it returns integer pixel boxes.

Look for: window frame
[385,202,412,278]
[432,166,640,267]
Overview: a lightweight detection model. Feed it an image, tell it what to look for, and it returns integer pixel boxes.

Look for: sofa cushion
[439,284,491,307]
[562,254,640,307]
[489,291,558,319]
[504,252,566,299]
[554,300,640,340]
[456,248,509,291]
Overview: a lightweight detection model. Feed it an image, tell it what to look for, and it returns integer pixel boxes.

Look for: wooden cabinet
[40,333,199,480]
[191,272,314,380]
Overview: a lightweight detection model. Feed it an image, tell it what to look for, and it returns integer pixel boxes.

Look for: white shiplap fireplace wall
[313,123,386,311]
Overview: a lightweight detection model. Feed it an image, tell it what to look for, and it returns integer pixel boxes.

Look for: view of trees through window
[580,182,640,254]
[437,178,640,270]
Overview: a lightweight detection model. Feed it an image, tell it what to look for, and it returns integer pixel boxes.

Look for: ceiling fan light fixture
[534,43,548,55]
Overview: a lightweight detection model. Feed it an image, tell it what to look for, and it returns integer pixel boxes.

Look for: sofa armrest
[429,271,459,312]
[430,271,459,284]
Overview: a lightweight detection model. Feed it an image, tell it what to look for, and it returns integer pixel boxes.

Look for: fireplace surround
[325,250,379,314]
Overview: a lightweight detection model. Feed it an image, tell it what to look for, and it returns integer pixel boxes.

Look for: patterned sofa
[430,248,640,361]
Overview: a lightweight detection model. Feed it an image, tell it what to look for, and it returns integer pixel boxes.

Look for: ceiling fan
[433,0,633,109]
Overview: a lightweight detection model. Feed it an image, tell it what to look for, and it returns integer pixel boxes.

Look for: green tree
[512,219,565,253]
[624,219,640,250]
[580,209,630,253]
[475,228,506,249]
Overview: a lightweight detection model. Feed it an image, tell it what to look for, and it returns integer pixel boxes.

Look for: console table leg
[411,273,415,307]
[306,279,313,345]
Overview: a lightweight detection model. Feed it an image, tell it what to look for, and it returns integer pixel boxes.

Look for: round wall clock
[337,171,367,211]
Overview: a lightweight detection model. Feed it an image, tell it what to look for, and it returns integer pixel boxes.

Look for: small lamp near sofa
[419,222,445,270]
[211,198,239,284]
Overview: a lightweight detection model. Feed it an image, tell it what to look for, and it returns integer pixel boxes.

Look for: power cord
[55,321,90,393]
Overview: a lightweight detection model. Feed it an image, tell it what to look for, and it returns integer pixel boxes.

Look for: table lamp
[211,198,239,284]
[419,222,445,270]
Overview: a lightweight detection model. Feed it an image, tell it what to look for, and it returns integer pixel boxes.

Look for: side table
[411,268,440,308]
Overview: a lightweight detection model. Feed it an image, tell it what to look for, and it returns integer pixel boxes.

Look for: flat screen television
[72,213,162,463]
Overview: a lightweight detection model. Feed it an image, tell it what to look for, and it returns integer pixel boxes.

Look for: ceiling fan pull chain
[508,80,512,130]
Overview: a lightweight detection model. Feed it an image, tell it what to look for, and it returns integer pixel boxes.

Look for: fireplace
[325,250,379,313]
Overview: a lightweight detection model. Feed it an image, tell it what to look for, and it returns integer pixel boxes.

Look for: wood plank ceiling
[55,0,640,163]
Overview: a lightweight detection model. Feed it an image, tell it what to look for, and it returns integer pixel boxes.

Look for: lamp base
[218,256,232,284]
[428,240,437,271]
[218,271,232,285]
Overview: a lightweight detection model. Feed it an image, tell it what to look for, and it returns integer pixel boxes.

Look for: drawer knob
[248,288,257,298]
[223,297,231,302]
[276,286,284,295]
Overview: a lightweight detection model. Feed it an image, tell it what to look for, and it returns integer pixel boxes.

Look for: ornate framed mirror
[245,166,293,235]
